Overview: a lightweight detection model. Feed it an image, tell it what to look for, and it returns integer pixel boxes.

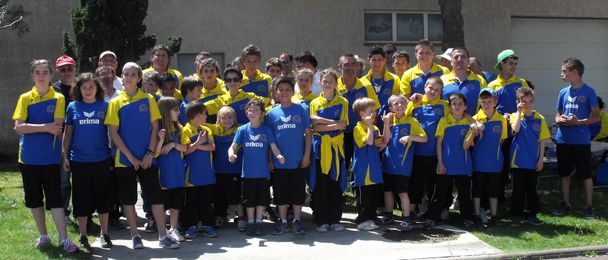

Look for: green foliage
[164,36,182,56]
[64,0,156,73]
[61,31,76,58]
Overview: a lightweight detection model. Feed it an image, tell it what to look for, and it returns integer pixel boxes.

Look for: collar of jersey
[475,109,502,122]
[446,113,469,125]
[119,88,146,101]
[30,86,57,101]
[338,77,365,94]
[413,62,443,76]
[364,69,395,82]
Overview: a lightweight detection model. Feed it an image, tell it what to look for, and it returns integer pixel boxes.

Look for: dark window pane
[428,14,443,41]
[364,13,393,41]
[396,13,424,41]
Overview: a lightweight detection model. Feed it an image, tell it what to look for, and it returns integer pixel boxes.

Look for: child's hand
[127,154,142,171]
[381,111,393,125]
[410,93,423,102]
[536,158,544,172]
[158,129,166,140]
[399,135,410,145]
[46,122,63,135]
[337,121,347,130]
[517,102,525,113]
[160,143,174,155]
[276,154,285,164]
[195,131,208,144]
[229,154,238,163]
[141,153,153,169]
[362,115,374,126]
[437,163,446,175]
[300,155,311,168]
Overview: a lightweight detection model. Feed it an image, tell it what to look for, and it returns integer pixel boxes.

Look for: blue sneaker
[185,226,198,239]
[292,219,306,235]
[202,226,217,238]
[272,221,290,235]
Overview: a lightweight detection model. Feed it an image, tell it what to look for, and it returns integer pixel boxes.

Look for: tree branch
[0,15,22,29]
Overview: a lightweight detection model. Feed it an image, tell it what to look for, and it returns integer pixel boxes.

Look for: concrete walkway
[88,206,500,260]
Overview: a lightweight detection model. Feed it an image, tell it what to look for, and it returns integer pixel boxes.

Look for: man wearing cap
[98,51,124,91]
[468,57,497,84]
[441,47,487,116]
[436,48,453,71]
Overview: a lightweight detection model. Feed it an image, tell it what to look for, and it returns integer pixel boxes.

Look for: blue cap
[479,87,496,97]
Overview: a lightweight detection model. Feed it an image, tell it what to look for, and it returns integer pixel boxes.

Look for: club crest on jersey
[492,125,501,133]
[258,85,267,92]
[355,93,364,99]
[532,123,541,132]
[433,107,444,116]
[460,128,468,136]
[334,110,341,118]
[97,111,106,119]
[383,88,392,95]
[292,115,302,123]
[139,104,149,112]
[399,128,410,136]
[578,96,587,103]
[46,105,55,114]
[466,83,476,90]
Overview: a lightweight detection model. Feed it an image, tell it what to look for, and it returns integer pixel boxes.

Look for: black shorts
[383,173,409,194]
[272,168,307,205]
[557,144,592,180]
[472,172,502,198]
[216,173,242,205]
[70,159,114,216]
[241,178,270,208]
[163,187,185,210]
[115,165,163,205]
[18,164,62,209]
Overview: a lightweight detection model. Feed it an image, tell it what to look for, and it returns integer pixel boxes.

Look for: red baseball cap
[56,55,76,67]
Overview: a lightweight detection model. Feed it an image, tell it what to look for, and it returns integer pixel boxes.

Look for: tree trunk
[438,0,465,51]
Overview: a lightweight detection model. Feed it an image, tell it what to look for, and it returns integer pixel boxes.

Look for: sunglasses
[279,60,290,65]
[59,67,75,73]
[385,49,395,55]
[224,77,241,83]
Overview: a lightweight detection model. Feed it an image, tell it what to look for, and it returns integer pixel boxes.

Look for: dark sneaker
[236,218,247,232]
[246,223,256,236]
[131,235,144,249]
[409,211,419,221]
[583,207,595,219]
[272,222,290,235]
[100,234,113,248]
[527,216,544,226]
[159,236,178,249]
[379,212,394,225]
[463,219,475,228]
[108,218,125,230]
[552,202,572,216]
[78,235,91,250]
[292,219,306,235]
[202,226,218,238]
[473,215,484,228]
[511,217,523,226]
[400,218,414,232]
[487,216,501,227]
[422,219,434,230]
[144,218,156,233]
[185,226,198,239]
[255,223,265,236]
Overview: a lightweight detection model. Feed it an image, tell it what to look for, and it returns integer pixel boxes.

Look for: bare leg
[398,193,411,217]
[277,205,288,221]
[77,216,88,236]
[473,198,481,215]
[489,198,498,216]
[99,213,109,235]
[151,204,167,238]
[384,192,394,213]
[255,206,265,221]
[561,176,571,204]
[293,205,303,220]
[584,178,593,207]
[247,207,255,222]
[31,207,47,236]
[50,207,68,241]
[169,209,179,229]
[123,205,139,237]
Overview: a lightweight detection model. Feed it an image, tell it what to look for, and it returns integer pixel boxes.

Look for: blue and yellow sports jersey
[13,86,65,165]
[207,124,242,174]
[193,73,226,92]
[405,95,450,156]
[383,114,426,176]
[401,63,449,96]
[337,77,380,133]
[200,79,227,103]
[143,67,184,89]
[181,123,215,186]
[591,110,608,141]
[509,111,551,170]
[292,91,317,107]
[488,75,529,115]
[436,115,472,176]
[555,84,599,145]
[233,123,276,179]
[104,89,161,168]
[441,71,487,116]
[204,89,270,125]
[178,99,197,126]
[309,93,349,191]
[157,130,186,189]
[469,110,507,172]
[353,122,383,186]
[363,69,401,131]
[65,100,110,163]
[265,103,311,169]
[241,69,272,98]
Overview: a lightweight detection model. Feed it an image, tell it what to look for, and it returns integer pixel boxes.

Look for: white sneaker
[330,223,345,231]
[357,220,379,231]
[168,228,185,242]
[316,224,329,233]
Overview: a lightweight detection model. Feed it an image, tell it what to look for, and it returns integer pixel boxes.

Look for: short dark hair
[272,76,295,93]
[415,39,434,53]
[451,47,469,58]
[295,51,318,68]
[185,102,206,121]
[223,66,243,81]
[280,52,293,61]
[143,71,162,86]
[242,44,261,59]
[72,72,104,101]
[160,72,175,84]
[392,51,410,63]
[598,97,605,110]
[516,87,535,101]
[245,97,266,112]
[368,45,385,59]
[181,75,203,99]
[563,57,585,76]
[449,93,467,106]
[152,44,171,57]
[265,57,281,71]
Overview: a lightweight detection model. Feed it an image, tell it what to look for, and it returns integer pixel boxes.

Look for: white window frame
[364,10,442,44]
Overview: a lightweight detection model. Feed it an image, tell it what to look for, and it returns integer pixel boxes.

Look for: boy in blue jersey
[509,88,551,225]
[240,44,273,98]
[401,39,449,98]
[143,71,162,102]
[364,45,401,132]
[229,98,285,236]
[160,72,178,99]
[467,88,507,227]
[440,47,487,116]
[352,98,388,231]
[552,58,601,218]
[181,102,218,239]
[380,95,427,231]
[265,76,312,235]
[178,76,203,125]
[426,94,475,228]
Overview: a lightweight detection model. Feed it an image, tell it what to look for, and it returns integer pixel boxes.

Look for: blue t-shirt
[265,104,311,169]
[157,131,186,189]
[436,116,472,176]
[233,123,276,178]
[510,112,551,170]
[555,84,599,145]
[65,100,111,162]
[207,124,242,174]
[470,110,507,173]
[353,122,383,186]
[383,115,426,176]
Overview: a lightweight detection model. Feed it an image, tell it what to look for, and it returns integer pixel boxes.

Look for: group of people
[12,38,606,253]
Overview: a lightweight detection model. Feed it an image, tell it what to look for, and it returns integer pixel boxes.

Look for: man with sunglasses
[383,44,397,74]
[279,52,297,79]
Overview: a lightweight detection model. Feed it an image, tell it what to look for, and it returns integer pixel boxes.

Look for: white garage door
[511,18,608,123]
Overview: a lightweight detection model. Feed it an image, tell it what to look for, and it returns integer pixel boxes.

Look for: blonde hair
[352,97,376,117]
[157,97,181,144]
[387,94,407,108]
[217,106,238,129]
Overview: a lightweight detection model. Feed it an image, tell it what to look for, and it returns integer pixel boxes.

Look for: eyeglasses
[59,67,75,73]
[384,49,395,55]
[224,77,241,83]
[279,60,289,65]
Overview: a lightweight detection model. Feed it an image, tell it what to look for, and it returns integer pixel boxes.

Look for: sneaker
[400,219,413,232]
[511,217,523,226]
[100,234,113,248]
[131,235,144,249]
[215,216,226,227]
[237,219,247,232]
[357,220,379,231]
[108,218,125,230]
[379,212,394,225]
[583,207,595,219]
[527,216,544,225]
[185,226,198,239]
[272,222,290,235]
[552,202,572,216]
[144,218,157,233]
[292,219,306,235]
[246,223,256,236]
[463,219,475,228]
[78,235,91,250]
[36,235,51,249]
[440,208,450,221]
[316,224,329,233]
[65,215,74,225]
[168,228,185,242]
[409,211,419,221]
[473,215,484,228]
[202,226,218,238]
[60,238,79,253]
[159,236,179,249]
[330,223,345,231]
[422,219,434,230]
[254,223,265,236]
[487,216,501,227]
